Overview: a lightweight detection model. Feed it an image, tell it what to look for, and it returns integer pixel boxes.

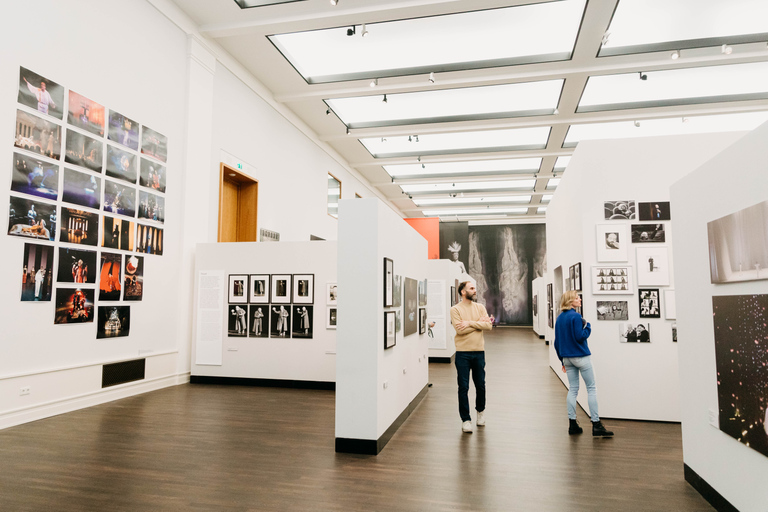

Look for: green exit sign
[237,163,243,169]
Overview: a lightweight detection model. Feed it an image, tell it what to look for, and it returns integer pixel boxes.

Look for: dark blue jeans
[455,351,486,422]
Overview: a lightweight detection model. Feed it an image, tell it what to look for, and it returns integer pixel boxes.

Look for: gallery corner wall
[546,132,745,422]
[670,121,768,512]
[425,259,466,362]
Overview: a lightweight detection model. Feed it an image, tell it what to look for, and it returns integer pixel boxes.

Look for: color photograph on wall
[631,223,665,243]
[638,201,671,221]
[139,158,166,193]
[107,110,139,150]
[619,323,650,343]
[138,190,164,223]
[123,255,143,301]
[604,200,636,220]
[596,301,628,321]
[57,247,96,284]
[636,247,670,286]
[136,224,163,255]
[292,274,314,304]
[140,126,168,163]
[14,109,61,160]
[18,67,64,120]
[54,287,94,324]
[96,306,131,338]
[67,90,105,137]
[638,289,661,318]
[59,208,99,246]
[103,180,136,218]
[62,167,101,209]
[64,129,102,172]
[713,293,768,458]
[249,305,269,337]
[250,275,270,304]
[11,152,59,201]
[227,304,248,337]
[98,252,122,301]
[105,145,137,184]
[292,305,313,339]
[404,277,417,336]
[101,216,135,251]
[592,266,632,294]
[596,224,628,262]
[20,243,53,302]
[270,304,291,338]
[8,196,56,241]
[707,199,768,284]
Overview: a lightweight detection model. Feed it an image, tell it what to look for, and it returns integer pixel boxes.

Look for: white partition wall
[670,122,768,511]
[336,198,431,454]
[546,133,744,421]
[532,276,546,338]
[426,259,466,363]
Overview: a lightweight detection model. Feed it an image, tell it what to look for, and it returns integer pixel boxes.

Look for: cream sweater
[450,301,492,352]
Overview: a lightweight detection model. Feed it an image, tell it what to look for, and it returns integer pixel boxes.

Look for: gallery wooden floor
[0,329,713,511]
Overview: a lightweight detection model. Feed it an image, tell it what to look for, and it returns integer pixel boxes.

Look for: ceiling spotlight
[634,120,641,127]
[326,108,331,115]
[639,72,647,80]
[721,43,733,54]
[428,72,435,84]
[361,24,368,37]
[330,0,338,4]
[670,50,680,60]
[382,94,387,103]
[682,117,689,123]
[346,127,350,135]
[417,156,421,161]
[408,136,412,142]
[421,163,426,169]
[413,135,419,142]
[381,137,387,142]
[346,26,355,36]
[370,78,378,87]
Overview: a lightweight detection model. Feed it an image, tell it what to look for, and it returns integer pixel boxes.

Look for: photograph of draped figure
[439,221,469,274]
[467,224,546,325]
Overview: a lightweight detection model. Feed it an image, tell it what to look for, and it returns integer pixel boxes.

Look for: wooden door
[218,163,259,242]
[220,178,239,243]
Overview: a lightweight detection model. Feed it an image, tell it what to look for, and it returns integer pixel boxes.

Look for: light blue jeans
[563,356,600,422]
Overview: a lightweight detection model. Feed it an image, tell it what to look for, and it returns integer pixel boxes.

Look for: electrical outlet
[20,387,30,396]
[708,409,718,427]
[227,347,238,351]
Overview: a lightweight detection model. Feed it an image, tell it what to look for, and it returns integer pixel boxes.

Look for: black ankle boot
[568,419,583,435]
[592,420,614,437]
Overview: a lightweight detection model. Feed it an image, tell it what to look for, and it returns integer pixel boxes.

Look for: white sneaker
[476,411,485,427]
[462,421,473,433]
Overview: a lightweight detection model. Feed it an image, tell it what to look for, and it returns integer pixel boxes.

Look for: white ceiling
[168,0,768,221]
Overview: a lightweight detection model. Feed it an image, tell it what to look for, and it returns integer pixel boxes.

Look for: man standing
[450,281,494,433]
[24,78,56,115]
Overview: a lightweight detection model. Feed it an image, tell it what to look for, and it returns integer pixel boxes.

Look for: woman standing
[554,291,614,437]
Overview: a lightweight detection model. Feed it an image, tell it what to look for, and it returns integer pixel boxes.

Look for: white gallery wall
[532,276,546,337]
[425,259,465,362]
[546,133,745,421]
[670,121,768,512]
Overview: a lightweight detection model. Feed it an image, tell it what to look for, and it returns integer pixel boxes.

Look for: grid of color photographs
[8,66,169,339]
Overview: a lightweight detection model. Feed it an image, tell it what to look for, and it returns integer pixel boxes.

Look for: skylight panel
[554,157,571,170]
[537,206,548,214]
[234,0,307,8]
[546,178,561,190]
[384,158,542,178]
[422,207,528,217]
[541,194,553,203]
[413,196,532,206]
[401,180,536,194]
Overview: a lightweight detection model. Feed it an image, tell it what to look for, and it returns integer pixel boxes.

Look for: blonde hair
[560,290,579,312]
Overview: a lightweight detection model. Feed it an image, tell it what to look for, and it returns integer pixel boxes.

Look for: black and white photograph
[249,305,269,337]
[419,308,427,335]
[531,294,536,316]
[67,90,105,137]
[20,243,53,302]
[102,216,135,251]
[596,301,628,321]
[604,200,636,220]
[638,202,671,221]
[138,190,164,223]
[140,126,168,163]
[270,304,291,338]
[672,323,677,342]
[250,275,269,304]
[404,277,417,337]
[392,275,402,308]
[548,309,554,329]
[228,274,248,304]
[713,293,768,458]
[104,180,136,218]
[292,274,314,304]
[292,305,313,339]
[574,294,583,315]
[638,288,661,318]
[105,145,137,184]
[107,110,139,151]
[574,262,582,291]
[326,282,337,306]
[664,289,676,320]
[62,167,101,209]
[98,252,122,301]
[619,323,650,343]
[451,286,457,307]
[18,67,64,120]
[547,283,552,306]
[596,224,628,262]
[326,307,337,330]
[592,266,632,294]
[123,255,144,301]
[569,265,575,292]
[54,288,94,324]
[271,275,291,304]
[14,109,61,160]
[64,129,102,172]
[11,152,59,201]
[139,158,166,193]
[136,224,163,255]
[227,304,248,337]
[59,208,99,246]
[384,311,396,349]
[8,196,56,241]
[57,247,96,284]
[383,257,394,307]
[707,199,768,284]
[631,223,665,243]
[440,222,469,273]
[418,279,428,307]
[396,310,401,332]
[96,306,131,339]
[636,247,670,286]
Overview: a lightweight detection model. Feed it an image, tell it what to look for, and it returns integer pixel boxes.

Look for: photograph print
[631,224,665,243]
[707,199,768,284]
[228,274,248,304]
[249,305,269,337]
[8,196,56,241]
[139,158,166,193]
[596,224,628,262]
[62,167,101,209]
[383,257,393,307]
[57,247,96,284]
[396,310,402,332]
[419,308,427,335]
[292,274,314,304]
[67,90,105,137]
[326,282,337,306]
[271,275,291,304]
[392,274,402,308]
[107,110,139,150]
[574,262,582,291]
[636,247,670,286]
[11,152,59,201]
[664,289,676,320]
[418,279,428,307]
[404,277,417,337]
[327,307,337,330]
[101,216,135,251]
[54,287,94,324]
[96,306,131,339]
[592,266,632,294]
[59,208,99,246]
[136,224,163,255]
[14,109,61,160]
[98,252,122,301]
[596,301,628,321]
[440,221,469,273]
[18,67,64,120]
[638,288,661,318]
[384,311,396,349]
[604,200,636,220]
[138,190,164,223]
[141,126,168,163]
[228,304,248,337]
[105,145,137,184]
[250,275,269,304]
[638,202,671,221]
[123,255,144,301]
[20,243,53,302]
[619,322,650,343]
[270,304,291,338]
[292,305,313,339]
[64,129,103,173]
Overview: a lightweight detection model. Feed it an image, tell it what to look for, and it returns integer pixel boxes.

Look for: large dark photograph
[439,221,469,274]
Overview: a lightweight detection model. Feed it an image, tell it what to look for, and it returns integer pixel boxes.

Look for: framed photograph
[631,223,665,243]
[105,145,137,184]
[636,247,670,286]
[67,90,105,137]
[140,125,168,163]
[455,279,460,304]
[139,158,166,193]
[14,110,62,160]
[270,304,291,338]
[20,243,53,302]
[138,190,165,224]
[11,152,59,201]
[384,311,396,349]
[548,309,554,328]
[271,275,291,304]
[136,224,163,255]
[619,323,650,343]
[547,283,553,305]
[18,67,64,120]
[707,199,768,284]
[54,288,94,324]
[57,247,96,284]
[326,283,337,305]
[418,279,428,307]
[101,216,135,251]
[98,252,122,301]
[292,305,313,339]
[228,274,248,304]
[672,323,677,342]
[123,255,144,301]
[532,294,537,316]
[574,262,582,291]
[248,305,269,338]
[227,304,248,337]
[404,277,417,336]
[292,274,314,304]
[451,286,456,307]
[249,275,269,304]
[103,180,136,218]
[396,310,402,332]
[383,258,394,307]
[96,306,131,339]
[638,288,661,318]
[59,208,99,246]
[419,308,427,335]
[8,196,56,241]
[64,129,102,173]
[326,307,337,329]
[108,110,139,150]
[569,265,575,291]
[592,266,632,294]
[392,275,402,308]
[574,294,583,315]
[638,202,671,221]
[62,167,101,210]
[596,224,628,262]
[604,200,636,220]
[596,301,628,321]
[664,289,676,320]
